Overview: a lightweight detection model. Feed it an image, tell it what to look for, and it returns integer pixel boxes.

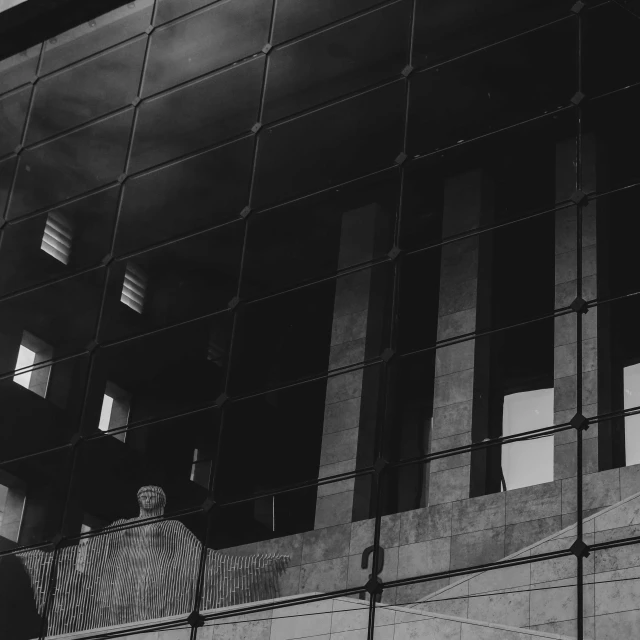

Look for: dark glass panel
[9,110,133,219]
[130,55,263,173]
[115,136,252,255]
[156,0,218,24]
[380,352,435,515]
[396,250,441,355]
[0,187,118,296]
[99,224,243,343]
[72,410,219,525]
[586,2,640,98]
[0,448,72,547]
[0,270,105,375]
[231,264,392,395]
[253,80,405,208]
[0,548,47,637]
[242,169,398,299]
[0,85,30,158]
[143,0,272,96]
[27,37,146,145]
[40,0,153,75]
[595,185,640,300]
[263,0,410,123]
[414,0,570,67]
[84,315,230,430]
[272,0,382,44]
[408,18,576,156]
[583,84,640,195]
[0,155,17,216]
[0,355,89,462]
[0,45,40,95]
[400,110,576,250]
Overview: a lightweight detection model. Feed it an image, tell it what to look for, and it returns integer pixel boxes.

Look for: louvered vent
[120,262,147,314]
[40,211,72,265]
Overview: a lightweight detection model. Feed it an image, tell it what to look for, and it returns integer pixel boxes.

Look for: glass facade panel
[143,0,272,96]
[116,136,252,255]
[263,0,410,123]
[253,81,405,208]
[131,55,263,173]
[1,0,639,637]
[9,109,134,219]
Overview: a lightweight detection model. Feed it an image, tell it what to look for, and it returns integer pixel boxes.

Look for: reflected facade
[1,1,640,639]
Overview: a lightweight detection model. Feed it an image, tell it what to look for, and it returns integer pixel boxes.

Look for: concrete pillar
[428,170,483,505]
[314,207,377,529]
[553,135,598,480]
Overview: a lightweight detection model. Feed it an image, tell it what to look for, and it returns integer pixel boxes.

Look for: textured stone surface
[505,482,562,525]
[429,466,470,505]
[299,557,348,593]
[302,525,351,565]
[399,503,453,546]
[450,527,505,571]
[323,398,361,435]
[432,401,473,440]
[315,492,354,529]
[451,493,505,535]
[397,537,451,579]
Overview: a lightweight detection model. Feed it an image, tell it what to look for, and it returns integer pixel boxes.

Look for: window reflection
[624,363,640,467]
[501,388,554,491]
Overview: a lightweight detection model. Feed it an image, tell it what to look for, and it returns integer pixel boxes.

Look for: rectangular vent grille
[41,211,72,265]
[120,262,147,314]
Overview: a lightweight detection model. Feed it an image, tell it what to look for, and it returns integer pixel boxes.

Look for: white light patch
[13,345,36,389]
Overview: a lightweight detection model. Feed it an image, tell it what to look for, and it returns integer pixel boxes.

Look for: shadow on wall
[0,551,42,639]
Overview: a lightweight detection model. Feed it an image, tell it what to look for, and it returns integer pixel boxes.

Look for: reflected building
[1,1,640,640]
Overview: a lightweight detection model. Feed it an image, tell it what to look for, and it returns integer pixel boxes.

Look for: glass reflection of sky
[0,0,28,13]
[502,388,554,491]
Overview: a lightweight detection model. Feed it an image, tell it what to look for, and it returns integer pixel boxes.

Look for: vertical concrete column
[314,207,377,529]
[428,170,483,505]
[553,136,598,479]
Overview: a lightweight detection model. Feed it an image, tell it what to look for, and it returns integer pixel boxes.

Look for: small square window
[13,331,53,398]
[41,210,73,265]
[190,448,212,489]
[120,262,147,314]
[98,382,131,441]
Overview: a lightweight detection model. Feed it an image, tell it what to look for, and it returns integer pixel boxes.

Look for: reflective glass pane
[0,85,30,157]
[584,1,640,98]
[73,410,220,523]
[9,109,133,219]
[0,187,118,296]
[84,316,230,430]
[99,224,243,343]
[143,0,272,96]
[273,0,383,44]
[130,55,263,173]
[0,448,72,547]
[408,18,576,156]
[413,0,569,67]
[0,355,89,461]
[155,0,217,24]
[27,37,146,145]
[400,110,577,250]
[0,155,16,215]
[219,367,382,500]
[115,136,252,255]
[0,45,40,95]
[231,264,392,395]
[263,1,410,123]
[253,80,405,209]
[40,0,153,75]
[242,170,398,299]
[0,270,104,375]
[583,84,640,196]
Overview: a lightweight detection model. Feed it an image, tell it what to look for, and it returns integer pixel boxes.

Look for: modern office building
[1,0,640,638]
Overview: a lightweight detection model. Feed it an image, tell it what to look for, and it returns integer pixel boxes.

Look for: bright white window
[0,471,26,543]
[502,388,554,491]
[13,331,53,397]
[98,382,130,442]
[624,363,640,466]
[13,344,37,389]
[41,211,72,265]
[121,262,147,314]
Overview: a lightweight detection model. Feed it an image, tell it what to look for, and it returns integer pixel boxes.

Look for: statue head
[137,486,166,518]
